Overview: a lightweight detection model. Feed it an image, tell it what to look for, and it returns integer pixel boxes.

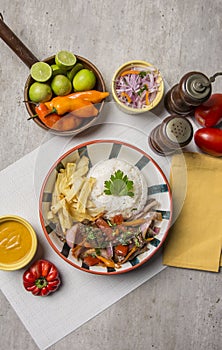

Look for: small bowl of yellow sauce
[0,215,37,271]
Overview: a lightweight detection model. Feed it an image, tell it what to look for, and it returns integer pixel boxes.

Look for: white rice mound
[88,158,147,219]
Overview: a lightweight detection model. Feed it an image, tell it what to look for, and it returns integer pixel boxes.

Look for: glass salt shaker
[148,115,193,156]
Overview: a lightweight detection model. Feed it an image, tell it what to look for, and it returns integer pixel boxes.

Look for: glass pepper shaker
[164,71,222,115]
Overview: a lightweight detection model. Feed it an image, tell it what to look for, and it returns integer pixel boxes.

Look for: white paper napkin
[0,102,173,350]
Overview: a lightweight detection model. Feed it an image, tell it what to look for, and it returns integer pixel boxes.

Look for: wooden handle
[0,14,39,68]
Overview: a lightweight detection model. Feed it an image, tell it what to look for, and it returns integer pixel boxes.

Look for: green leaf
[137,84,148,96]
[139,71,147,78]
[95,248,101,255]
[104,169,134,197]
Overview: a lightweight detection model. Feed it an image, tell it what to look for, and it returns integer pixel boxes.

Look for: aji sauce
[0,216,37,270]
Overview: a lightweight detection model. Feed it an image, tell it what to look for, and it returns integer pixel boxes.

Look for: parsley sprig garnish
[104,169,134,197]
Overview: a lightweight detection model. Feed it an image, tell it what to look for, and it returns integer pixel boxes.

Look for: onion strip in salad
[115,67,161,109]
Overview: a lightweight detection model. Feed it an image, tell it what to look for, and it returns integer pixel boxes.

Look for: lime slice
[67,63,84,81]
[51,64,67,76]
[29,82,52,102]
[55,51,77,70]
[30,62,52,82]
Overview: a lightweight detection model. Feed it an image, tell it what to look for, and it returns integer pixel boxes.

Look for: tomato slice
[112,214,123,225]
[83,256,101,266]
[114,244,129,257]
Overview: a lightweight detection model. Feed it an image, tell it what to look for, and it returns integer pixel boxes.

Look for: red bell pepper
[23,259,61,296]
[194,93,222,127]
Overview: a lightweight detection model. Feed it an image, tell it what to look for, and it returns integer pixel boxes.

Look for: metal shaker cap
[164,116,193,147]
[148,115,194,156]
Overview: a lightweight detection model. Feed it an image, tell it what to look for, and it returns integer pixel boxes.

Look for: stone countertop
[0,1,221,349]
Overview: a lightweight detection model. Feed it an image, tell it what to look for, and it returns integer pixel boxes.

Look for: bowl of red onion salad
[111,60,164,114]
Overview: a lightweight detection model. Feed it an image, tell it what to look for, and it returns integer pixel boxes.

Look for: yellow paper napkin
[163,152,222,272]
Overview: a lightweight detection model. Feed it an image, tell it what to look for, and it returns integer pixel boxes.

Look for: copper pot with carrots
[0,15,109,136]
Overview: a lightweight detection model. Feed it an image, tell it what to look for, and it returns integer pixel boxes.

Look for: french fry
[47,155,104,231]
[65,177,84,202]
[77,177,96,214]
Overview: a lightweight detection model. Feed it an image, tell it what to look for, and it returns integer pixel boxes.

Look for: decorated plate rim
[39,139,173,275]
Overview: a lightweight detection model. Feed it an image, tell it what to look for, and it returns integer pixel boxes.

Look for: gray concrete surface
[0,1,221,349]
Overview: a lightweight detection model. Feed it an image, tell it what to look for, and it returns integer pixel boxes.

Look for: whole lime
[51,75,72,96]
[73,69,96,91]
[29,82,52,103]
[67,63,84,81]
[51,64,67,76]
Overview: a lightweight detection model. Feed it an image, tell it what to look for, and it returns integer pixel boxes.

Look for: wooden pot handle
[0,13,39,68]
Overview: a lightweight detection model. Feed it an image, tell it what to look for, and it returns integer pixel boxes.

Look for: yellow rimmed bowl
[111,60,164,115]
[0,215,38,271]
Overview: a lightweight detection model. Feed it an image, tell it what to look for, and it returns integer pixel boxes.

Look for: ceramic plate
[39,140,172,275]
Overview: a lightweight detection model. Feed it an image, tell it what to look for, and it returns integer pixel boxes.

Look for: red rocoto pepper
[23,259,61,296]
[194,127,222,157]
[194,93,222,127]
